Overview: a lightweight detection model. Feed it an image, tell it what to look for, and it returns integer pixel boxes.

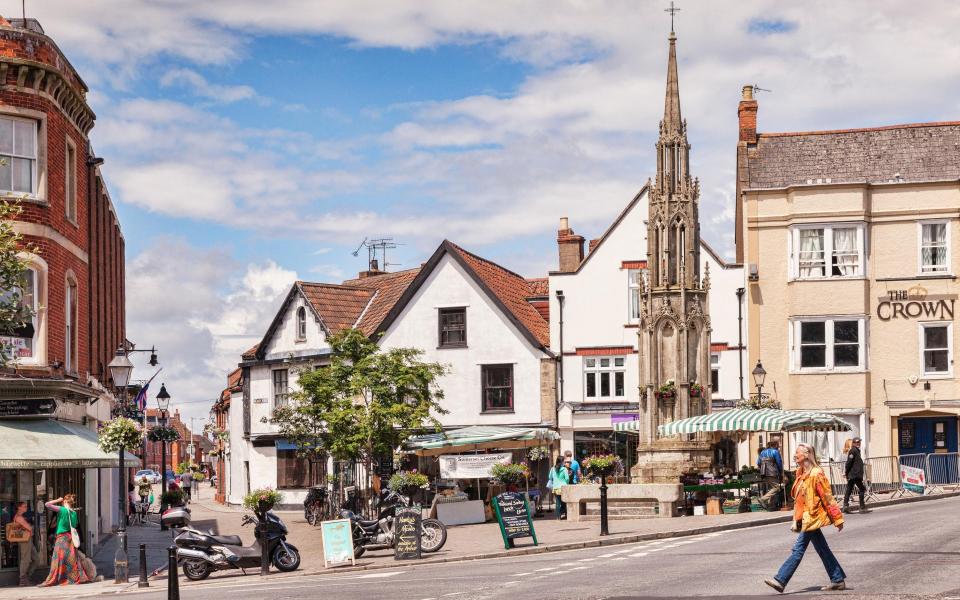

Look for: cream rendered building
[737,85,960,460]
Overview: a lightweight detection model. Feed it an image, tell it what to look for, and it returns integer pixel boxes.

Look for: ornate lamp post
[751,360,767,400]
[156,384,171,531]
[107,348,134,583]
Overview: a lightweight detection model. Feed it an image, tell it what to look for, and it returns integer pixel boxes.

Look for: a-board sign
[320,519,355,567]
[492,492,538,550]
[393,505,422,560]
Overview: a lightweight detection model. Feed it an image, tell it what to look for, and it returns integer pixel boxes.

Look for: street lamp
[156,384,171,531]
[751,360,766,395]
[107,347,134,583]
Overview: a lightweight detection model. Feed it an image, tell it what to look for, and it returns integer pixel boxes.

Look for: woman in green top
[548,457,571,520]
[40,494,92,586]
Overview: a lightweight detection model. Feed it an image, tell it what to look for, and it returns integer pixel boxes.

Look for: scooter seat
[208,534,243,546]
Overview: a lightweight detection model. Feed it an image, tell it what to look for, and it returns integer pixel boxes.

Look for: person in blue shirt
[564,450,581,484]
[757,440,784,482]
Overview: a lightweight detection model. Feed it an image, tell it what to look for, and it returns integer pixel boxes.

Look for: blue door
[898,417,958,455]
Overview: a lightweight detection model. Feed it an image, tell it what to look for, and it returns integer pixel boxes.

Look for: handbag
[815,480,843,523]
[5,522,31,543]
[67,508,81,548]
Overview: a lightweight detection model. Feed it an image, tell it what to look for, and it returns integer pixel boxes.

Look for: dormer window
[296,306,307,341]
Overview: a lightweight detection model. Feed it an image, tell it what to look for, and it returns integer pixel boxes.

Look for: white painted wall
[263,290,328,359]
[700,246,747,403]
[379,253,549,426]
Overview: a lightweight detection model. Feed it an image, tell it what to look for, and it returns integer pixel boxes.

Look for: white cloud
[159,68,259,104]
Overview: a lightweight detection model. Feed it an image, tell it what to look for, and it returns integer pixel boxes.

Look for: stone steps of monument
[583,505,658,518]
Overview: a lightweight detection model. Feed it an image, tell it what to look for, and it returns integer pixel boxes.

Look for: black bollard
[138,544,149,588]
[260,525,270,576]
[167,546,179,600]
[599,479,610,536]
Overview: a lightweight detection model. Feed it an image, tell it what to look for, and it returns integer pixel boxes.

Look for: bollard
[138,544,149,588]
[260,526,270,576]
[167,546,179,600]
[599,480,610,536]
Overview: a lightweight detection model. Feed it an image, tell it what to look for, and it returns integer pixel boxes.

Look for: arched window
[65,275,78,373]
[2,254,46,365]
[296,306,307,341]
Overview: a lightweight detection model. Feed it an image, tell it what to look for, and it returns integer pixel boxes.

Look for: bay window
[585,356,626,399]
[919,221,949,274]
[791,224,865,279]
[920,322,951,377]
[790,317,866,372]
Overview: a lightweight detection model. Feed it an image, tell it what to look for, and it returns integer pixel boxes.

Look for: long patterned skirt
[40,533,92,586]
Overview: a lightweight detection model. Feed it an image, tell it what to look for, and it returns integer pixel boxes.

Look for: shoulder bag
[67,508,81,548]
[5,521,31,543]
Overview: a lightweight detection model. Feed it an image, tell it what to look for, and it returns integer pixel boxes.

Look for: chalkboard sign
[320,519,355,568]
[492,492,538,550]
[393,506,422,560]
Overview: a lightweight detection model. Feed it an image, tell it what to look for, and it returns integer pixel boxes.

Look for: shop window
[920,322,951,377]
[791,318,865,372]
[584,356,626,400]
[0,116,37,195]
[273,369,289,408]
[791,224,864,279]
[919,221,949,274]
[295,306,307,341]
[710,352,720,394]
[276,450,324,489]
[438,307,466,348]
[481,364,513,412]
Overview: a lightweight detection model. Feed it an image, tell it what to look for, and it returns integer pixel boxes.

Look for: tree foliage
[269,329,448,463]
[0,199,34,365]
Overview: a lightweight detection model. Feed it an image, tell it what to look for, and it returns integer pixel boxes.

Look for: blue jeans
[775,529,846,586]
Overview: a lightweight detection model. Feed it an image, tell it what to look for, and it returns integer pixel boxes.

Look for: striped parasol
[612,408,851,435]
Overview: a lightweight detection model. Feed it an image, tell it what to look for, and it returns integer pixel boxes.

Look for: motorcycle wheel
[272,545,301,572]
[182,558,211,581]
[353,543,366,558]
[420,518,447,553]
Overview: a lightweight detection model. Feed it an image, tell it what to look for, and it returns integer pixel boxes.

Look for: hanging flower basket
[98,417,143,453]
[147,425,181,443]
[527,446,549,462]
[491,463,529,488]
[689,383,705,398]
[655,379,677,401]
[583,454,624,479]
[388,470,430,496]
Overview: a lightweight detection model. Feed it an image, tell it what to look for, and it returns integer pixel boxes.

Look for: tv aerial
[352,238,402,272]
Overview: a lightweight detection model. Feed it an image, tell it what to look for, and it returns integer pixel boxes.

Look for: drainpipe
[736,287,745,400]
[555,290,565,425]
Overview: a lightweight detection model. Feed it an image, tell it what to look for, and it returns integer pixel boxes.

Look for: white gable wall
[700,248,747,402]
[379,254,547,427]
[264,290,328,358]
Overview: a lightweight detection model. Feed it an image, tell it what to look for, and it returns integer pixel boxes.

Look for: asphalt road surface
[125,496,960,599]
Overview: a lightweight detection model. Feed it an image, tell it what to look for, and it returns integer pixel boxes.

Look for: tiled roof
[219,368,242,403]
[342,268,421,335]
[525,277,549,297]
[299,282,374,335]
[241,344,259,360]
[447,242,550,348]
[746,122,960,189]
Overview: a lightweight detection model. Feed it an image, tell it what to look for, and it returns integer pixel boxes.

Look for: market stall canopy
[633,409,853,436]
[0,419,141,469]
[402,425,559,456]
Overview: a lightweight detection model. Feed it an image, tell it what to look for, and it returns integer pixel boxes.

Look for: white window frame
[584,356,626,400]
[918,220,951,276]
[789,223,866,280]
[0,114,39,197]
[627,269,642,322]
[710,352,720,395]
[0,258,44,366]
[789,317,867,373]
[919,321,952,378]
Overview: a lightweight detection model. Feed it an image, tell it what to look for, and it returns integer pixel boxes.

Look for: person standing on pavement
[563,450,581,484]
[549,457,570,520]
[843,437,869,514]
[12,502,38,586]
[764,444,846,593]
[757,440,784,483]
[181,472,192,504]
[40,494,92,587]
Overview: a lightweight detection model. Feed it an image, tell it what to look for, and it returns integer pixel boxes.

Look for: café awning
[614,408,852,436]
[0,419,140,469]
[402,425,559,457]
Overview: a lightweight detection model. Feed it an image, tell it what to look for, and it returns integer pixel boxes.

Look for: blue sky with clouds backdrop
[9,1,959,421]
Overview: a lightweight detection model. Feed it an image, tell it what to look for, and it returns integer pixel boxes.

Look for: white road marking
[443,593,468,597]
[559,561,580,567]
[570,566,589,571]
[512,572,533,576]
[535,567,556,572]
[577,557,596,562]
[629,552,648,557]
[612,557,628,561]
[597,553,617,558]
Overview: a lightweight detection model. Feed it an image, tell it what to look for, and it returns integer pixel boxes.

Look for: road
[126,496,960,599]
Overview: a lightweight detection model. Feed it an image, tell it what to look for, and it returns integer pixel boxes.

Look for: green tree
[270,329,448,467]
[0,199,34,365]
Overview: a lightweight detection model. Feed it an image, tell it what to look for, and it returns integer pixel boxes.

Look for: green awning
[0,419,141,469]
[403,425,559,456]
[629,408,853,436]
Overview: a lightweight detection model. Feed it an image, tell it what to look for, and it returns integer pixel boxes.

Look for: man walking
[843,437,869,513]
[181,472,192,504]
[757,440,783,483]
[564,450,581,484]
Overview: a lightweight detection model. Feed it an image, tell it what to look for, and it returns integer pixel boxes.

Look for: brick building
[0,17,126,581]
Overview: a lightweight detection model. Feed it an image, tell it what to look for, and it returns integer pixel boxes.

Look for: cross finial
[665,1,680,33]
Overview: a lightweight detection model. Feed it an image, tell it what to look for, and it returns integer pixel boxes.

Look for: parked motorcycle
[341,489,447,557]
[171,509,301,580]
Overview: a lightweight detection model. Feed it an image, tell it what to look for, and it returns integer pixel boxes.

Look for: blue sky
[10,1,960,419]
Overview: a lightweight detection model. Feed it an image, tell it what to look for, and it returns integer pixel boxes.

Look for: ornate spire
[662,29,682,136]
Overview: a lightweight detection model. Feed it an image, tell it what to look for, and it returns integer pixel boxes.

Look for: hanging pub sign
[877,286,957,321]
[393,506,422,560]
[0,398,56,418]
[492,491,538,550]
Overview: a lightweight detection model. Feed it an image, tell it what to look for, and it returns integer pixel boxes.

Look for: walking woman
[548,456,570,520]
[764,444,846,593]
[40,494,92,587]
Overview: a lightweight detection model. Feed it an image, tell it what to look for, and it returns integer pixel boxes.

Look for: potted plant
[490,463,529,492]
[388,470,430,498]
[689,382,705,398]
[655,379,676,401]
[243,488,283,515]
[582,454,624,481]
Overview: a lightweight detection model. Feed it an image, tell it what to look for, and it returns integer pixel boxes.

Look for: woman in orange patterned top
[764,443,846,593]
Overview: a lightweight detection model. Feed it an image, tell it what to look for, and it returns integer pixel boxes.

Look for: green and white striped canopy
[402,425,559,456]
[613,409,852,435]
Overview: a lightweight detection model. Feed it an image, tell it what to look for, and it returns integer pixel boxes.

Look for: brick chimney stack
[738,85,758,144]
[557,217,585,272]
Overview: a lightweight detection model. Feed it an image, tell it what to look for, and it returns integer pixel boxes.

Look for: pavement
[1,488,957,599]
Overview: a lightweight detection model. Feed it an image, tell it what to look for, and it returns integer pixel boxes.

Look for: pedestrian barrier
[826,461,846,498]
[865,455,902,500]
[898,453,928,496]
[925,452,960,495]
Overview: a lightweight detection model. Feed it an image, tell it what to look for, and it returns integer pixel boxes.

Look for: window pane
[14,121,34,156]
[834,344,859,367]
[600,372,610,396]
[600,358,610,368]
[800,322,825,343]
[925,326,948,349]
[925,349,949,373]
[614,357,625,367]
[0,119,11,154]
[801,346,826,368]
[711,369,719,393]
[831,228,859,276]
[11,157,31,192]
[586,372,596,397]
[614,372,624,396]
[0,157,11,190]
[798,229,825,277]
[585,358,596,368]
[834,321,859,343]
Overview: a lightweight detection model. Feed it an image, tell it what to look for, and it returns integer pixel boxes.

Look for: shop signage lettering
[877,287,957,321]
[320,518,355,568]
[0,399,56,417]
[393,506,422,560]
[492,491,538,549]
[439,453,512,479]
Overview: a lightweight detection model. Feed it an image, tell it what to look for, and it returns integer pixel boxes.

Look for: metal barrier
[898,453,928,496]
[925,452,960,495]
[826,461,847,498]
[865,456,902,500]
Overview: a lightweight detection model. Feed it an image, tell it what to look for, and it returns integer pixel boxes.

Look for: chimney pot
[738,84,758,145]
[559,217,569,232]
[742,85,754,101]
